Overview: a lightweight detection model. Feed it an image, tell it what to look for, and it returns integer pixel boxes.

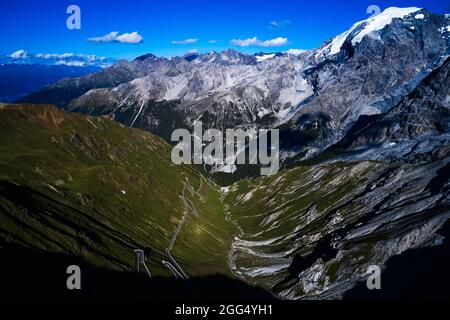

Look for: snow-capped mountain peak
[319,7,422,56]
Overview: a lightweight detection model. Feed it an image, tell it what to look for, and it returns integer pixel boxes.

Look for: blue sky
[1,0,448,60]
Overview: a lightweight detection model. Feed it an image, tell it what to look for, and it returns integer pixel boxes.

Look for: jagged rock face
[285,8,450,158]
[20,8,450,162]
[183,49,259,66]
[220,35,450,299]
[66,53,312,131]
[358,57,449,141]
[223,156,450,299]
[325,56,450,164]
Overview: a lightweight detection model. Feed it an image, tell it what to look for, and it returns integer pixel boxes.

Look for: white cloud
[115,32,144,44]
[35,53,106,63]
[231,37,259,47]
[76,54,106,61]
[171,38,198,45]
[261,37,288,47]
[285,48,307,56]
[269,20,290,29]
[87,31,119,43]
[208,40,217,44]
[55,60,85,67]
[1,50,113,68]
[9,50,28,59]
[186,49,199,54]
[270,21,280,28]
[87,31,143,44]
[231,36,288,47]
[36,53,75,59]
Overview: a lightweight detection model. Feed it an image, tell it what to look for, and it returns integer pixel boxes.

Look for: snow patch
[239,264,291,277]
[213,163,237,174]
[352,7,421,44]
[256,54,276,62]
[439,26,450,33]
[220,187,230,193]
[241,190,255,203]
[319,7,421,56]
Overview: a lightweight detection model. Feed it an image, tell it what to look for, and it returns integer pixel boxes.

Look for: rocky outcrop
[224,156,450,299]
[325,56,450,164]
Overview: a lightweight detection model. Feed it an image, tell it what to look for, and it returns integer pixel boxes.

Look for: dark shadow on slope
[344,218,450,300]
[0,244,276,301]
[273,234,338,292]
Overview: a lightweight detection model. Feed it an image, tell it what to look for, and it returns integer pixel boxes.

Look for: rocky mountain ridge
[20,8,450,168]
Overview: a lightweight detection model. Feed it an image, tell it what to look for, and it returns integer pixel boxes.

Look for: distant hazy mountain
[0,51,115,68]
[0,63,100,102]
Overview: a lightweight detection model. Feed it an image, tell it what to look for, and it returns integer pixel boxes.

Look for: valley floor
[1,104,449,300]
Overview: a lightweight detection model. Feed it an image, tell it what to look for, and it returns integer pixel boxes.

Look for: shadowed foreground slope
[0,244,274,301]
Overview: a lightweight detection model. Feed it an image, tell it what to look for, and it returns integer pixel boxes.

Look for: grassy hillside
[1,104,448,299]
[0,104,236,277]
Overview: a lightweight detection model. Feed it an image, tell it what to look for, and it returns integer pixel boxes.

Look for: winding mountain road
[163,176,205,279]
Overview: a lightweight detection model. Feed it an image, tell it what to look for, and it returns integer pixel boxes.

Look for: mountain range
[0,64,100,103]
[2,7,450,299]
[20,8,450,165]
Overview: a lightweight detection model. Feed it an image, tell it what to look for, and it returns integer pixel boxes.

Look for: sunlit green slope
[0,104,235,277]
